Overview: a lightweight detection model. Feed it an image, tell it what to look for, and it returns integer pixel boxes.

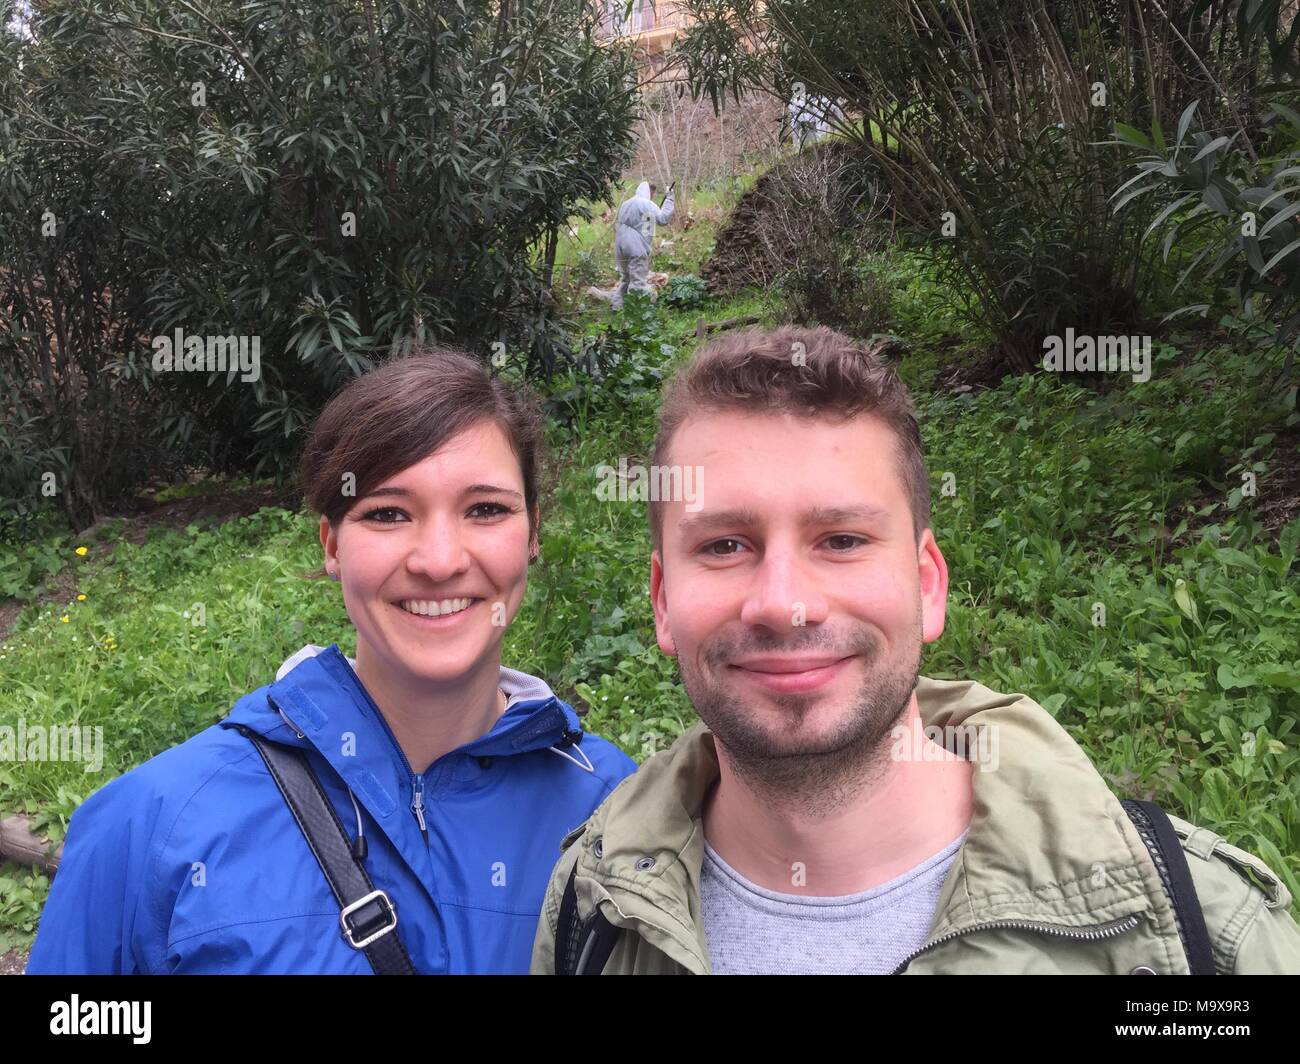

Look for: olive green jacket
[532,677,1300,974]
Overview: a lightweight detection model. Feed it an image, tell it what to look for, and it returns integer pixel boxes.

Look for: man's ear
[650,549,677,658]
[917,527,949,644]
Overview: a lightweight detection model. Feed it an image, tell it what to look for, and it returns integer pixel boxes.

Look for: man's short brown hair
[649,324,930,552]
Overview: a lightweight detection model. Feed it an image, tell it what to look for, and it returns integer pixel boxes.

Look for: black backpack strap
[237,726,417,975]
[554,862,620,975]
[555,864,584,974]
[1120,798,1216,975]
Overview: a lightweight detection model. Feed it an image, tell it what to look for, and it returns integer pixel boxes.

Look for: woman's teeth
[400,598,475,617]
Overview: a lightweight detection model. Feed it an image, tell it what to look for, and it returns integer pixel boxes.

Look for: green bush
[675,0,1253,369]
[778,245,895,338]
[0,0,640,525]
[1115,100,1300,379]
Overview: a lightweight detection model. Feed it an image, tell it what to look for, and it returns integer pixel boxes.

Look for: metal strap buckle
[339,889,398,949]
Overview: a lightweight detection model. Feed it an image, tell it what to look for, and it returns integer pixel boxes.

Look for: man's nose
[738,546,829,631]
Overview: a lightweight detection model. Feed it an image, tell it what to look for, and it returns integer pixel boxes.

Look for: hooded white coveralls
[612,180,675,309]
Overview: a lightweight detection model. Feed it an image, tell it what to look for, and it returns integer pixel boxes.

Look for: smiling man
[532,325,1300,975]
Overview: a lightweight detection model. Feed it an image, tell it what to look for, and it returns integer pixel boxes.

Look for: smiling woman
[299,351,550,775]
[26,345,637,975]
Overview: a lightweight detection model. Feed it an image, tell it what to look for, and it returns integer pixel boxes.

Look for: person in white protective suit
[611,179,675,310]
[788,94,845,147]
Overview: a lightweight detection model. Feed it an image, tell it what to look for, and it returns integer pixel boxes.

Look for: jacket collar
[565,676,1164,971]
[221,643,583,817]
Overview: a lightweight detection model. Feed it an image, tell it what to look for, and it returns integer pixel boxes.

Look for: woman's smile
[392,596,485,628]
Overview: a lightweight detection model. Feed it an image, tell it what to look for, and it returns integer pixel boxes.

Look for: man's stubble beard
[677,601,923,820]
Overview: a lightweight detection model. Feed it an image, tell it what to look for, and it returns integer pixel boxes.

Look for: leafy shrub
[0,0,640,525]
[0,861,48,954]
[675,0,1251,369]
[546,293,672,431]
[660,271,712,308]
[661,275,710,310]
[778,244,895,338]
[0,538,68,604]
[570,250,604,289]
[730,144,894,335]
[1115,100,1300,381]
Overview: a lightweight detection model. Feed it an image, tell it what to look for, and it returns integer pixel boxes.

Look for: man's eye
[361,507,406,523]
[703,538,747,556]
[825,535,866,551]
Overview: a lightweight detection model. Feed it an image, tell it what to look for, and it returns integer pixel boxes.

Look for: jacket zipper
[374,712,430,849]
[889,913,1142,974]
[411,773,427,836]
[305,665,433,849]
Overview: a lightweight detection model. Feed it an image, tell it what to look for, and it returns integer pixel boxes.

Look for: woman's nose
[404,515,471,580]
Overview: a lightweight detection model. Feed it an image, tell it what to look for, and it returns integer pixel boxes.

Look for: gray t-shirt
[700,830,967,974]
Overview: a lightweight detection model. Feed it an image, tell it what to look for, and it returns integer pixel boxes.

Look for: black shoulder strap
[237,726,417,975]
[555,864,584,975]
[1120,798,1216,975]
[555,863,620,975]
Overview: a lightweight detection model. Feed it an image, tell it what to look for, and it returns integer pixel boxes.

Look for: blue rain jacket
[27,644,636,974]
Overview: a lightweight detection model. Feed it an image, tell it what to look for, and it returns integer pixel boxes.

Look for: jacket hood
[222,643,584,772]
[635,180,652,200]
[560,676,1173,971]
[272,643,557,706]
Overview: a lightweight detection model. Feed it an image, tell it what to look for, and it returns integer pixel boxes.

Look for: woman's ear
[319,516,339,576]
[528,505,541,563]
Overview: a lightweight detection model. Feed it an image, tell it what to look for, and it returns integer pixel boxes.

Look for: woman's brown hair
[297,344,545,575]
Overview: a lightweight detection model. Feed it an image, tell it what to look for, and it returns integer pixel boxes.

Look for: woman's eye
[469,502,512,518]
[361,507,406,523]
